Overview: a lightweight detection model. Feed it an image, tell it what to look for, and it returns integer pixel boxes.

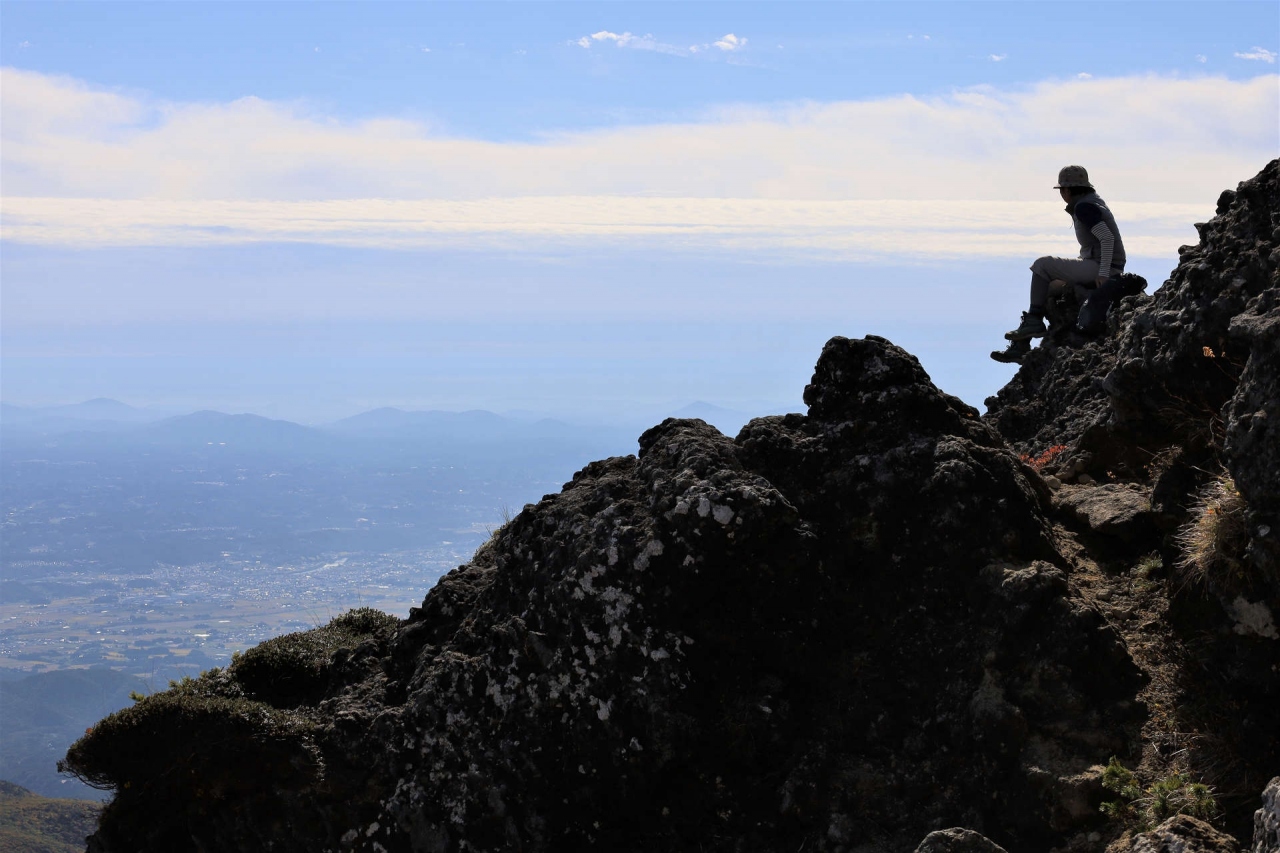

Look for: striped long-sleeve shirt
[1072,197,1125,280]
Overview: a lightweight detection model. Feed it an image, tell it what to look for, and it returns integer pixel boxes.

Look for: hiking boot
[990,339,1031,364]
[1004,312,1047,341]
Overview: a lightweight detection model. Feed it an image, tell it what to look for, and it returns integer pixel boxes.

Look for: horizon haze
[3,1,1278,421]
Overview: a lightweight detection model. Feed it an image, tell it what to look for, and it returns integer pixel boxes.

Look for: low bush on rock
[1100,757,1218,828]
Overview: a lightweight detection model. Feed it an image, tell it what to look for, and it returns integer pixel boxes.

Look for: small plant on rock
[1174,474,1248,590]
[1020,444,1068,473]
[1099,757,1218,827]
[1132,553,1163,592]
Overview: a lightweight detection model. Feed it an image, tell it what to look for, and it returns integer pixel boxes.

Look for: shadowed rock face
[68,336,1142,853]
[66,161,1279,853]
[985,160,1280,846]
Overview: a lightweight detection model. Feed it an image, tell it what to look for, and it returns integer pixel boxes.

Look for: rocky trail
[61,161,1280,853]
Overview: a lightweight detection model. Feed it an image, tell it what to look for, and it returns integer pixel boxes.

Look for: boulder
[1127,815,1239,853]
[914,827,1009,852]
[1055,483,1157,544]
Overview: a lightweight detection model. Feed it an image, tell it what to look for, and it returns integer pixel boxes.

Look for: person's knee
[1030,256,1053,277]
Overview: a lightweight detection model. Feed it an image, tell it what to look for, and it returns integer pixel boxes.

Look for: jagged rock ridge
[64,160,1280,853]
[66,336,1144,852]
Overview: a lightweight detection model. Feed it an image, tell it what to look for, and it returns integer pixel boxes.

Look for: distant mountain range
[1,398,163,424]
[1,400,775,444]
[0,399,170,435]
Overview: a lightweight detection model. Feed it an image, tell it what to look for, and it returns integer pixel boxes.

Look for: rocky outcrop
[986,160,1279,491]
[63,161,1279,852]
[1224,303,1280,585]
[65,337,1143,853]
[982,290,1130,460]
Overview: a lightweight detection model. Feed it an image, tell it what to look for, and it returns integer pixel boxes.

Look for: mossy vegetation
[231,606,399,707]
[60,689,321,793]
[59,608,397,798]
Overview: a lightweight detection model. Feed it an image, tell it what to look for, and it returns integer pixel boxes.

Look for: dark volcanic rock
[65,336,1143,853]
[1100,163,1279,464]
[985,160,1280,843]
[982,290,1133,461]
[64,163,1280,853]
[1224,301,1280,587]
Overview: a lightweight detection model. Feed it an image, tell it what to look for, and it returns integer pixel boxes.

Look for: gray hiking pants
[1029,256,1101,312]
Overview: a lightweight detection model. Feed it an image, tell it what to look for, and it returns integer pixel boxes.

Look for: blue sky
[2,1,1278,423]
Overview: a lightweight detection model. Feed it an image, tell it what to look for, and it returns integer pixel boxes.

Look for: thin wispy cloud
[989,54,1007,62]
[575,31,682,55]
[1195,54,1208,63]
[579,30,631,47]
[574,30,749,57]
[1235,46,1277,63]
[3,69,1276,259]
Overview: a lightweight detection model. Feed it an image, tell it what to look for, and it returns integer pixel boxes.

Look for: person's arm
[1091,221,1115,282]
[1075,202,1113,283]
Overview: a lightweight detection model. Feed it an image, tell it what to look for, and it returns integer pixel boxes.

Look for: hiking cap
[1054,165,1094,189]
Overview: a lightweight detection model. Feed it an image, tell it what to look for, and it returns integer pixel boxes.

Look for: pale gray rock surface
[1055,482,1156,542]
[1128,815,1239,853]
[1256,776,1280,853]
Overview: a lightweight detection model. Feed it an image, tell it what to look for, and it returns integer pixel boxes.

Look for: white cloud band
[2,196,1209,260]
[2,68,1276,258]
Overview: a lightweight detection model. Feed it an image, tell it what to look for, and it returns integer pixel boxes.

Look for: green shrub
[1132,553,1163,592]
[1100,757,1218,828]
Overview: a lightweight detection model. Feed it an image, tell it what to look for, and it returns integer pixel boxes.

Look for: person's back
[991,165,1126,364]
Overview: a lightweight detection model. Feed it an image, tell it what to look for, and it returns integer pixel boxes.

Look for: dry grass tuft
[1174,474,1247,590]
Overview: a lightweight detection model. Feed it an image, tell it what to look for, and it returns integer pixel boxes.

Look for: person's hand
[1095,276,1107,287]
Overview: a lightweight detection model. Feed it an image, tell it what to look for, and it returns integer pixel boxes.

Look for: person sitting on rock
[991,165,1127,364]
